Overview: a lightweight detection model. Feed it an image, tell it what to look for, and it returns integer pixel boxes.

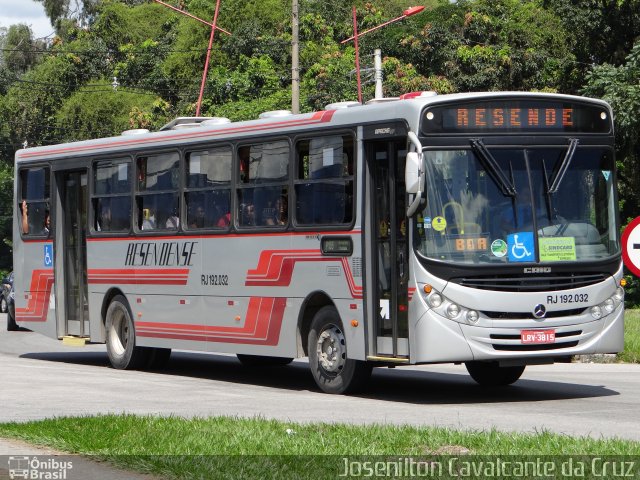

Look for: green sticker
[491,239,508,257]
[539,237,576,262]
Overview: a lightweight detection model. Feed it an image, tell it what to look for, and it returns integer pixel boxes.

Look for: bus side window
[294,135,354,226]
[19,167,51,236]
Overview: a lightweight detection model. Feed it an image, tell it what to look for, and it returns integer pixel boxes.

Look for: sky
[0,0,54,39]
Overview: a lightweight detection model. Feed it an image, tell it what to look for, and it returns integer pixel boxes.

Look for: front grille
[483,308,586,320]
[450,273,606,292]
[493,341,579,351]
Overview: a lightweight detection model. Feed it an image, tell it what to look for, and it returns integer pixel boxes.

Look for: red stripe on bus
[15,269,54,322]
[245,250,363,298]
[87,268,189,285]
[136,297,285,345]
[86,230,362,242]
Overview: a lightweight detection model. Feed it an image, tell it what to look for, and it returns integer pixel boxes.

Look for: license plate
[521,329,555,344]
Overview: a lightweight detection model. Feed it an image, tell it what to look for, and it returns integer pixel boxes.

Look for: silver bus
[13,91,624,393]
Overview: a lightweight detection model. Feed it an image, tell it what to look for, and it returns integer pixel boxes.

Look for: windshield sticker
[507,232,535,262]
[602,170,611,181]
[539,237,577,262]
[424,216,432,229]
[491,239,508,257]
[432,216,447,232]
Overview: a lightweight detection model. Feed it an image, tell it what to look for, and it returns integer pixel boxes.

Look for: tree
[396,0,575,92]
[583,41,640,224]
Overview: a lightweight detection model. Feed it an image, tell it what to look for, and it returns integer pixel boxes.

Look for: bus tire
[308,306,371,394]
[465,361,525,387]
[105,295,149,370]
[236,354,293,367]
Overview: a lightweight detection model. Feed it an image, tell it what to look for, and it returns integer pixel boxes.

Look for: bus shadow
[364,367,619,405]
[21,350,618,405]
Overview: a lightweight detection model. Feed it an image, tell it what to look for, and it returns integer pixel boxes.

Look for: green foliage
[399,0,575,92]
[583,42,640,225]
[2,25,39,75]
[55,85,167,141]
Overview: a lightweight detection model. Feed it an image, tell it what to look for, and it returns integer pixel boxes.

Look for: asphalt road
[2,314,639,441]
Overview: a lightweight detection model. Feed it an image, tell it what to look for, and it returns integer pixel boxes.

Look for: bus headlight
[428,293,443,308]
[446,303,460,319]
[466,310,479,324]
[613,287,624,302]
[603,298,615,313]
[590,305,602,319]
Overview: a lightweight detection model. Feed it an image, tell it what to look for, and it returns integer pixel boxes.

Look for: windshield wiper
[548,138,579,194]
[470,139,517,197]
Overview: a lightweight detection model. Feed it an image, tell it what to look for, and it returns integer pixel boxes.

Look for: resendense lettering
[125,241,197,267]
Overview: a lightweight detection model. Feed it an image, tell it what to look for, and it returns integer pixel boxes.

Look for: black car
[2,272,16,331]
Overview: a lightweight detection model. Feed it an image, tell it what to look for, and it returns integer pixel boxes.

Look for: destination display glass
[421,99,611,135]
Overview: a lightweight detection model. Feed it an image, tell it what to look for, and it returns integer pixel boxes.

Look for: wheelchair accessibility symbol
[507,232,535,262]
[44,244,53,267]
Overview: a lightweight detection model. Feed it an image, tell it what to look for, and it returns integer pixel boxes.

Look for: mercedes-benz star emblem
[533,304,546,319]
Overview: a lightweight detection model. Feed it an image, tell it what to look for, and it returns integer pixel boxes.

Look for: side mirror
[405,151,421,194]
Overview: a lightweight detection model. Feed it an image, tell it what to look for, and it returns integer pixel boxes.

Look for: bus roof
[15,91,611,163]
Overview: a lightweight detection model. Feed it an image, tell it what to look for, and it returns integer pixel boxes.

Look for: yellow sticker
[539,237,576,262]
[432,216,447,232]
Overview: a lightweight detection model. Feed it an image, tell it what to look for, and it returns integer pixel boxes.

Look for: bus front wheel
[308,306,371,394]
[105,295,149,370]
[465,361,525,387]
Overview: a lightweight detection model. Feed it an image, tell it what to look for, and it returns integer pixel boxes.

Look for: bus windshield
[415,146,619,265]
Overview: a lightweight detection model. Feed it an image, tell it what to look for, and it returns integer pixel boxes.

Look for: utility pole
[374,49,383,99]
[291,0,300,114]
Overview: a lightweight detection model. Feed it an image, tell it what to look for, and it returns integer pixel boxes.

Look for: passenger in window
[217,210,231,227]
[97,202,112,232]
[240,203,255,226]
[276,195,287,225]
[264,195,287,226]
[189,205,206,229]
[21,200,51,235]
[165,209,180,229]
[261,199,277,226]
[142,208,156,230]
[21,200,29,234]
[42,210,51,235]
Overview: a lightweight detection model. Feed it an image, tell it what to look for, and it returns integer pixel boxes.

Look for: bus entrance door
[54,170,89,339]
[368,140,409,359]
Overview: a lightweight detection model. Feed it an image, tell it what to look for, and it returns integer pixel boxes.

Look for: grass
[620,309,640,363]
[0,415,639,479]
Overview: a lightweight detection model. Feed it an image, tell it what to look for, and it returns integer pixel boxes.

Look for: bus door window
[19,167,51,236]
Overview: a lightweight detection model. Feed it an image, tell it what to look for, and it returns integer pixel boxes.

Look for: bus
[13,91,624,394]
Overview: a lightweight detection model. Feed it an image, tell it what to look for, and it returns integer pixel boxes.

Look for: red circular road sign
[622,216,640,277]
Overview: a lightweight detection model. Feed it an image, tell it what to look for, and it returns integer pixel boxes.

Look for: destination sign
[422,100,611,134]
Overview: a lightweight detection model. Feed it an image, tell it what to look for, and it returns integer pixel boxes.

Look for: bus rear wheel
[465,361,525,387]
[105,295,149,370]
[308,306,371,394]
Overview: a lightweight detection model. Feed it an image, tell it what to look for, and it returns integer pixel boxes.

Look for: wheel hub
[316,325,346,374]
